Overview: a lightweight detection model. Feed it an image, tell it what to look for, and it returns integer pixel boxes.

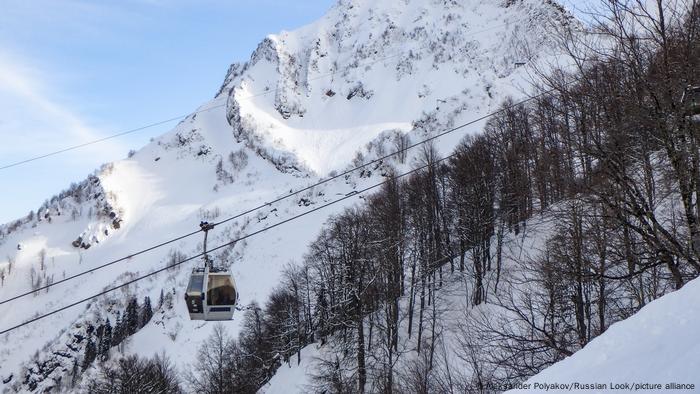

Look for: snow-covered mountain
[0,0,573,391]
[220,0,570,176]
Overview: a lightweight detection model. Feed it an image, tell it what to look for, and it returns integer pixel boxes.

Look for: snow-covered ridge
[221,0,572,175]
[0,168,121,252]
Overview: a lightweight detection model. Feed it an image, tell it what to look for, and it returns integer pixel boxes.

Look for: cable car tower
[185,222,238,320]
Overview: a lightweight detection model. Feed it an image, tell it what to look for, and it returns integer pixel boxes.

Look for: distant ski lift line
[0,18,523,172]
[0,146,464,336]
[0,80,572,308]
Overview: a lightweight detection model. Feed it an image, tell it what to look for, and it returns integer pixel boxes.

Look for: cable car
[185,222,238,321]
[682,85,700,120]
[186,266,238,320]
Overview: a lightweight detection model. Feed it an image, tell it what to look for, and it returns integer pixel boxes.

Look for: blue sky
[0,0,596,225]
[0,0,335,224]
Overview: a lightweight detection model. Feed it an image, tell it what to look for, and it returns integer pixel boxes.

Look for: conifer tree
[70,358,79,388]
[125,297,140,336]
[112,311,124,346]
[141,296,153,328]
[99,318,112,361]
[82,335,97,371]
[158,289,165,309]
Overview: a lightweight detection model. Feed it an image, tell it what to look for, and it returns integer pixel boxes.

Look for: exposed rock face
[219,0,572,176]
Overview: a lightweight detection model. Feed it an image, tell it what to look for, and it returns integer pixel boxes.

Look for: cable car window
[187,274,204,292]
[207,275,236,306]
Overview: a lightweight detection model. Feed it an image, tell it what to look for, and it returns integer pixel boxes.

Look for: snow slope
[258,205,559,394]
[260,201,700,393]
[508,277,700,393]
[0,0,573,392]
[262,345,322,394]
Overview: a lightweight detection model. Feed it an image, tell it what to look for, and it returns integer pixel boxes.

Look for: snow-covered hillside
[255,202,554,393]
[0,0,573,392]
[261,263,700,394]
[508,276,700,393]
[260,199,700,394]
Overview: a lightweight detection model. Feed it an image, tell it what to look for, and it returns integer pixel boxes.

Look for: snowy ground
[259,204,700,393]
[508,277,700,393]
[258,211,558,393]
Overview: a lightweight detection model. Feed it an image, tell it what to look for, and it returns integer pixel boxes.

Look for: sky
[0,0,335,224]
[0,0,597,225]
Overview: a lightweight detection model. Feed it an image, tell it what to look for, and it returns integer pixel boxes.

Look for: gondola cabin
[185,266,237,321]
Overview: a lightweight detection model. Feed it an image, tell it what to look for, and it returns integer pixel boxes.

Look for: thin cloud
[0,51,125,160]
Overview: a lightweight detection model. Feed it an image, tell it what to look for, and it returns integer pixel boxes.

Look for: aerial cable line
[0,19,521,171]
[0,74,582,333]
[0,78,569,306]
[0,18,540,305]
[0,229,202,306]
[0,104,218,171]
[0,147,463,336]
